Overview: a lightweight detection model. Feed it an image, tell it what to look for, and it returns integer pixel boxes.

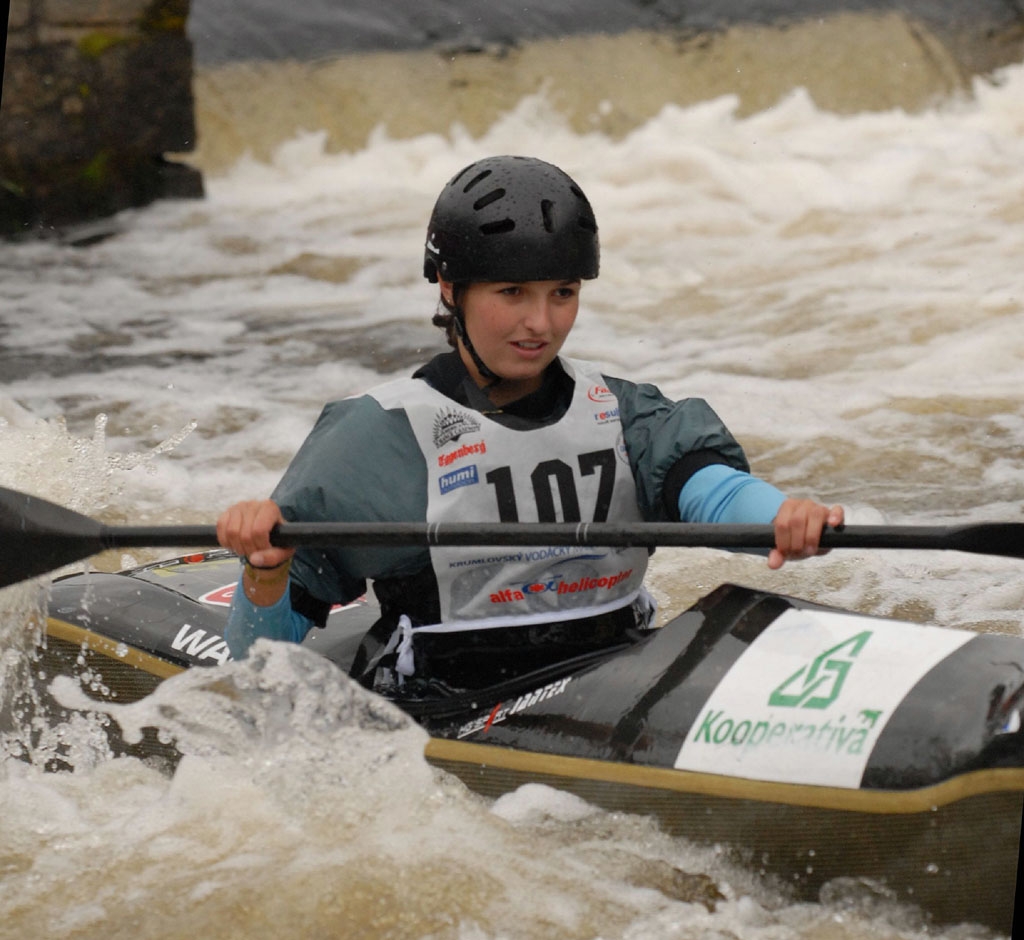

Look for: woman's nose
[522,297,553,332]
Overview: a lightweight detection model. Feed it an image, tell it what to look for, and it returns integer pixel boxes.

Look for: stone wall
[1,0,202,237]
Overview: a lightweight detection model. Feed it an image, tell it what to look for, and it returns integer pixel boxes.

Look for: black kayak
[32,550,1024,934]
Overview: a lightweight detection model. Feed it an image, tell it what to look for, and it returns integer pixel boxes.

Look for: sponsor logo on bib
[432,408,481,447]
[490,567,633,603]
[439,464,479,494]
[615,432,630,465]
[438,440,487,467]
[587,384,615,403]
[593,407,620,424]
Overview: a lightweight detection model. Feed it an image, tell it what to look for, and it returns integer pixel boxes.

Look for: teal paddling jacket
[225,352,784,656]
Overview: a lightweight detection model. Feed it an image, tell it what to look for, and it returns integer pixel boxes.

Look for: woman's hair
[432,282,466,348]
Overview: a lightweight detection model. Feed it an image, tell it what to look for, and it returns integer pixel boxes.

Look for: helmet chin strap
[443,284,503,387]
[452,311,502,387]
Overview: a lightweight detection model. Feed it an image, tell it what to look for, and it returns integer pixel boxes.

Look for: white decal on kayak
[171,623,232,665]
[456,676,573,739]
[673,608,973,788]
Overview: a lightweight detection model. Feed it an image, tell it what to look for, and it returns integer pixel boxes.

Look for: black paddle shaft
[274,520,1024,556]
[1,485,1022,590]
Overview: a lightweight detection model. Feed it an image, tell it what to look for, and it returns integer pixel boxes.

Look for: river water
[1,24,1024,940]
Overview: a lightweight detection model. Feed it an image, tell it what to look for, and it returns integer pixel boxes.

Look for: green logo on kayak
[768,630,872,709]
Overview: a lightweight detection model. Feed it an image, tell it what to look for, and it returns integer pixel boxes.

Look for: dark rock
[0,0,202,238]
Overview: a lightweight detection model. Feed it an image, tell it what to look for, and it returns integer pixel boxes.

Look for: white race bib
[369,359,648,630]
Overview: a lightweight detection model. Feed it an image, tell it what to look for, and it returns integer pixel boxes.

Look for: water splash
[0,411,198,772]
[0,409,197,517]
[1,642,988,939]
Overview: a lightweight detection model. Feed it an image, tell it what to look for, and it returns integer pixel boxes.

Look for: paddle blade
[0,487,107,588]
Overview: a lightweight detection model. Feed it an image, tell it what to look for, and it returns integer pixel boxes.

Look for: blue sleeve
[678,463,786,525]
[224,575,316,659]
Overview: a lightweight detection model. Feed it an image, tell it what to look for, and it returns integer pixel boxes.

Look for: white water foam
[2,60,1023,938]
[0,641,983,940]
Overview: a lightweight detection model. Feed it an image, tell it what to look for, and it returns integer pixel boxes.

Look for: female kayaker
[217,155,844,694]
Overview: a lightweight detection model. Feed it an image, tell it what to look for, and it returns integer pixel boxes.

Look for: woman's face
[441,278,581,398]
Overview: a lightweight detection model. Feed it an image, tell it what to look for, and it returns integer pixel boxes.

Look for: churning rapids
[1,38,1023,940]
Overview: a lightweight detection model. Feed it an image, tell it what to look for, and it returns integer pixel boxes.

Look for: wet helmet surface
[424,155,599,284]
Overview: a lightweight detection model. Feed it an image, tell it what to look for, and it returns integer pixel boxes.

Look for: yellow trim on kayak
[424,737,1024,814]
[46,617,185,680]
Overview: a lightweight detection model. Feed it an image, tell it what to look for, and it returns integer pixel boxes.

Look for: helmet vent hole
[463,170,492,193]
[479,219,516,236]
[473,188,505,210]
[577,215,597,233]
[541,199,555,233]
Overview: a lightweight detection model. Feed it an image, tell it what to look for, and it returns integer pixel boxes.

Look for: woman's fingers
[216,500,294,567]
[768,499,844,569]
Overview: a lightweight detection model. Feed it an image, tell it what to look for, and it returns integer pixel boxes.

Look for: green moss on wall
[141,1,189,33]
[80,150,112,187]
[0,176,26,198]
[77,31,130,59]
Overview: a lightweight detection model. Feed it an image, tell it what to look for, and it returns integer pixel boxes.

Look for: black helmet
[424,155,599,284]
